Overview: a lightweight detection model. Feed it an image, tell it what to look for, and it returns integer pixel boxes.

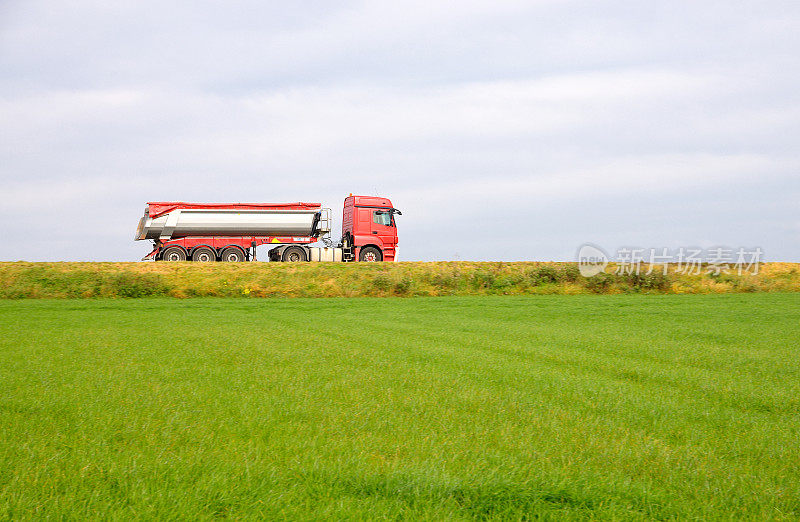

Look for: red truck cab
[342,195,401,262]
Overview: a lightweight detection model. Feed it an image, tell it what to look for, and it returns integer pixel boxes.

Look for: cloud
[0,68,729,177]
[0,1,799,261]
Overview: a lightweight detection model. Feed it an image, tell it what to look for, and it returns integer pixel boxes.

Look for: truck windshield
[373,211,393,226]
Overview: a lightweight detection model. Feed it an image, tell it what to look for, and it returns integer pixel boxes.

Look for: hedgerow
[0,261,797,298]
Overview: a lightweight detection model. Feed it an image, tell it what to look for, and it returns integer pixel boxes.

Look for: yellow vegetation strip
[0,262,798,298]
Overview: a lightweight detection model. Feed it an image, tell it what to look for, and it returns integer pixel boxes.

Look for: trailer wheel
[221,247,246,262]
[161,246,186,262]
[359,246,382,262]
[282,246,307,262]
[192,246,216,262]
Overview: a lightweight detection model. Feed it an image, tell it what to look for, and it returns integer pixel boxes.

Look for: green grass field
[1,294,799,519]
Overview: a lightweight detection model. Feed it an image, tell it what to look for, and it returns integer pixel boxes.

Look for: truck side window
[373,211,392,226]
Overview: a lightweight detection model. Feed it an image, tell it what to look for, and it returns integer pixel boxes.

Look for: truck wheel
[221,247,246,262]
[192,247,216,262]
[282,246,307,262]
[161,246,186,261]
[359,246,382,262]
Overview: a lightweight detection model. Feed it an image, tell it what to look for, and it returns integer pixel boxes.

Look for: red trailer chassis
[142,235,317,261]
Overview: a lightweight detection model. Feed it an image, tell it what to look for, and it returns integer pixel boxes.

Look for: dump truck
[135,195,401,262]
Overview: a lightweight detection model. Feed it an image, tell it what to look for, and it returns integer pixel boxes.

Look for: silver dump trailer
[135,202,328,241]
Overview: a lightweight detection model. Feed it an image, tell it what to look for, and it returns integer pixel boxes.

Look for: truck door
[371,209,397,251]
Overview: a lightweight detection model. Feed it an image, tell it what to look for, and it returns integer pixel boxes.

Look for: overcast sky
[1,1,798,261]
